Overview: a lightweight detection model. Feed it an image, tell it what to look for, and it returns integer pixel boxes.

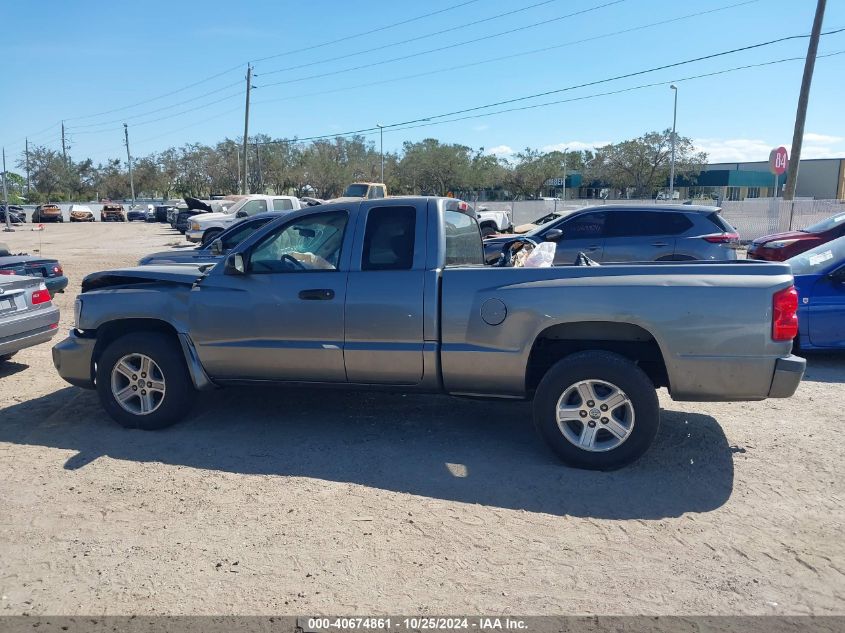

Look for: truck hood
[82,264,208,293]
[194,212,232,225]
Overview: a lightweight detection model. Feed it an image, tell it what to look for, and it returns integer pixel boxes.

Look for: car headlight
[766,239,799,249]
[74,298,82,330]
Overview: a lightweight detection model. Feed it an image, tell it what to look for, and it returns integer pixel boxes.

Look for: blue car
[788,235,845,350]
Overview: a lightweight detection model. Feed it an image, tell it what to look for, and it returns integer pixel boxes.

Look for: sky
[1,0,844,169]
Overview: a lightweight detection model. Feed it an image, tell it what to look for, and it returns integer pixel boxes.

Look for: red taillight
[30,288,51,306]
[702,232,740,244]
[772,286,799,341]
[0,270,15,275]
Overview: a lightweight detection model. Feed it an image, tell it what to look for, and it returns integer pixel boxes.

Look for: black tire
[480,224,496,238]
[96,332,196,430]
[201,228,223,247]
[533,350,660,470]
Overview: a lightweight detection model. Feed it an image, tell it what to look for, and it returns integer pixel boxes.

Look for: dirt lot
[0,222,843,616]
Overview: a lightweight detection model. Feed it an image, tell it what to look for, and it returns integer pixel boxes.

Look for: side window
[242,199,268,216]
[362,206,415,271]
[561,212,607,239]
[607,211,692,237]
[249,211,348,273]
[368,186,385,199]
[444,210,484,267]
[273,198,293,211]
[219,218,272,250]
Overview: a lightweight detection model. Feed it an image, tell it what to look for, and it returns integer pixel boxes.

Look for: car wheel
[480,224,496,238]
[201,228,223,247]
[96,332,196,430]
[533,350,660,470]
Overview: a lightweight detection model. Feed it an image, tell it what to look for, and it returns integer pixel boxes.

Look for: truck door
[189,210,352,382]
[344,202,426,384]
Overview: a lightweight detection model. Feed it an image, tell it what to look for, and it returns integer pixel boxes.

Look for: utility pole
[242,64,253,195]
[61,121,68,164]
[669,85,678,200]
[562,146,569,201]
[377,123,384,182]
[124,123,136,204]
[3,147,13,233]
[784,0,826,200]
[25,138,30,196]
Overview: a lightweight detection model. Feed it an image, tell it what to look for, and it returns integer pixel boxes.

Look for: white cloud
[472,124,490,132]
[695,136,845,163]
[541,140,610,153]
[486,145,514,156]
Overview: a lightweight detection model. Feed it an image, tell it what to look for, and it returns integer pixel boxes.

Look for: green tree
[590,130,706,198]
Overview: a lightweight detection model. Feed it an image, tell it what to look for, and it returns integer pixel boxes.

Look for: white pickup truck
[474,205,513,237]
[186,195,301,245]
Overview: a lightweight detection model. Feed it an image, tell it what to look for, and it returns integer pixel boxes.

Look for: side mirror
[224,252,246,275]
[544,228,564,242]
[236,210,248,218]
[210,238,223,256]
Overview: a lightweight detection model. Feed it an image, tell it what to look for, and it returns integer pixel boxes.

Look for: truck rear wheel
[533,351,660,470]
[96,332,196,430]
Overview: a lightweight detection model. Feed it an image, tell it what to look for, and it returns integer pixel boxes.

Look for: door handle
[299,289,335,300]
[651,242,668,247]
[586,245,600,251]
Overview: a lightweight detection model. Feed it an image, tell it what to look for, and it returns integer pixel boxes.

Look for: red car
[747,211,845,261]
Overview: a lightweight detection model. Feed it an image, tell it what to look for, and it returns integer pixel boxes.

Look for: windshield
[787,235,845,275]
[343,184,369,197]
[802,212,845,233]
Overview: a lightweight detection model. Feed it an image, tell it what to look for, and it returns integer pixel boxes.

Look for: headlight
[766,239,799,249]
[74,298,82,329]
[191,222,201,231]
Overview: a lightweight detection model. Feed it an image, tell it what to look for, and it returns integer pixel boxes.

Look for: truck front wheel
[533,351,660,470]
[96,332,196,430]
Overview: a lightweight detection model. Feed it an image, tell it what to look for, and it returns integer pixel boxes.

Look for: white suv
[186,195,301,244]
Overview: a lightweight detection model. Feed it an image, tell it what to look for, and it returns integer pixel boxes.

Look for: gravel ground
[0,223,843,616]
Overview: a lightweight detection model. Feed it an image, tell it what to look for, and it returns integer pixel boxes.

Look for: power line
[258,0,626,87]
[256,0,566,76]
[67,80,244,131]
[252,0,762,107]
[252,31,844,145]
[250,0,486,64]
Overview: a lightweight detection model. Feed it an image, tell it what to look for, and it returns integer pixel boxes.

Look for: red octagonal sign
[769,146,789,175]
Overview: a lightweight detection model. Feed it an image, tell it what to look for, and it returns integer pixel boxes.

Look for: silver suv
[483,204,740,264]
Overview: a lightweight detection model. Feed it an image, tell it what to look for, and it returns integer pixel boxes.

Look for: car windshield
[343,184,369,197]
[802,212,845,233]
[532,212,561,226]
[787,235,845,275]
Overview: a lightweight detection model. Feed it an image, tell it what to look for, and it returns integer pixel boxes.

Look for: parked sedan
[747,211,845,261]
[126,205,148,221]
[0,205,26,225]
[789,235,845,351]
[32,204,63,223]
[69,204,95,222]
[138,212,284,265]
[0,274,60,364]
[0,253,69,296]
[483,204,739,265]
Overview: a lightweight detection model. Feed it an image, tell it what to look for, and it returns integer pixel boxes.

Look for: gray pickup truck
[52,197,805,470]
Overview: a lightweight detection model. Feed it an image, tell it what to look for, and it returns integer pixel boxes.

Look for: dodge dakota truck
[52,197,805,470]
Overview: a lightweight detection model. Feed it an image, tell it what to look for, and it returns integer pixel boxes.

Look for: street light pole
[377,124,384,182]
[669,85,678,200]
[124,124,136,204]
[562,146,569,202]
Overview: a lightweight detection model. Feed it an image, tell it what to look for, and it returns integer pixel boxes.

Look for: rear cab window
[273,198,294,211]
[444,209,484,267]
[362,206,416,270]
